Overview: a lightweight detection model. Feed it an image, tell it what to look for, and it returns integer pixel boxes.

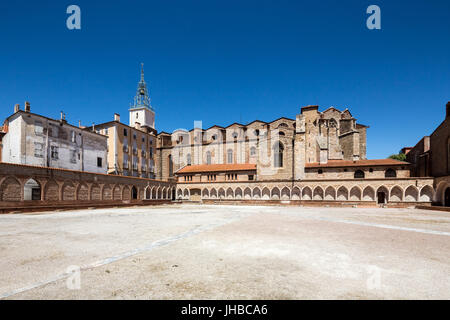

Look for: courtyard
[0,204,449,299]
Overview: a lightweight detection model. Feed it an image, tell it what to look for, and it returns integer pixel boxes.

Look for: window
[227,149,233,164]
[232,132,238,139]
[187,154,191,165]
[133,133,136,140]
[70,150,77,163]
[369,168,374,173]
[70,130,76,143]
[34,143,43,158]
[250,146,256,156]
[273,142,284,168]
[248,175,254,181]
[206,151,211,165]
[354,170,365,179]
[50,146,59,160]
[97,157,102,167]
[385,168,397,178]
[50,124,58,138]
[142,137,145,143]
[318,169,323,174]
[123,128,127,136]
[212,134,217,141]
[34,121,43,135]
[149,148,153,158]
[278,131,285,136]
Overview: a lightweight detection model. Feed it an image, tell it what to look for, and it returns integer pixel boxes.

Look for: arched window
[168,155,173,177]
[206,151,211,165]
[187,153,191,166]
[354,170,365,179]
[250,146,256,156]
[385,168,397,178]
[278,123,288,128]
[227,149,233,164]
[329,118,337,128]
[273,142,284,168]
[278,131,285,136]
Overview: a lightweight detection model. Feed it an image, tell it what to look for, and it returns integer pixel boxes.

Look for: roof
[7,110,107,138]
[305,159,410,168]
[176,163,257,174]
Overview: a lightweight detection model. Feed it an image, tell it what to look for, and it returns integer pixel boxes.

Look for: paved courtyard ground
[0,204,449,299]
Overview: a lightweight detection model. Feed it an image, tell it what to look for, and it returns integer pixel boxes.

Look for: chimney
[24,101,30,112]
[92,123,95,131]
[60,111,64,121]
[114,113,120,122]
[78,120,81,128]
[446,101,450,119]
[14,104,20,113]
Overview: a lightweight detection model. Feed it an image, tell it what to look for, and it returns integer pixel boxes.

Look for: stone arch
[90,183,101,201]
[177,188,183,200]
[183,188,190,200]
[271,187,280,200]
[324,186,336,201]
[62,181,76,201]
[113,185,122,200]
[102,184,112,200]
[218,188,225,199]
[350,186,362,201]
[122,186,131,200]
[434,181,448,204]
[145,186,151,200]
[420,185,433,202]
[210,188,217,199]
[244,187,252,200]
[281,186,290,200]
[313,186,324,200]
[376,186,389,204]
[226,187,234,199]
[235,187,243,199]
[291,186,301,200]
[302,186,312,200]
[363,186,375,201]
[337,186,348,201]
[76,183,89,201]
[24,178,41,201]
[0,176,22,201]
[390,186,403,202]
[252,187,261,199]
[157,187,162,199]
[404,185,419,202]
[262,187,270,200]
[131,186,138,200]
[202,188,209,199]
[44,179,60,201]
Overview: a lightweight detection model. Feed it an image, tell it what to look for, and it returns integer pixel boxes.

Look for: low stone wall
[201,199,431,208]
[0,162,176,212]
[0,199,171,214]
[177,177,435,205]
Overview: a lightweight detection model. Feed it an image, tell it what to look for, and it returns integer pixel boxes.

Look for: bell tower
[129,63,155,129]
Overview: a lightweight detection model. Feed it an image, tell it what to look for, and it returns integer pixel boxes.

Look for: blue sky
[0,0,448,159]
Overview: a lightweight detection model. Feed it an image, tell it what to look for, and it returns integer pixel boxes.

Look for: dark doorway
[445,188,450,207]
[131,186,138,200]
[377,192,386,204]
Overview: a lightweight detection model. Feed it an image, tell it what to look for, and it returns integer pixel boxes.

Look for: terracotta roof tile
[176,163,256,174]
[305,159,410,168]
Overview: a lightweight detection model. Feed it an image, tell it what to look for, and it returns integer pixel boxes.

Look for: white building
[1,102,108,174]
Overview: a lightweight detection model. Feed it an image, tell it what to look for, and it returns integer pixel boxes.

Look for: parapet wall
[0,162,175,212]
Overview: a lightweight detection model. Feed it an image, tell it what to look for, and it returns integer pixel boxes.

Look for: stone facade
[1,104,108,174]
[157,105,368,182]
